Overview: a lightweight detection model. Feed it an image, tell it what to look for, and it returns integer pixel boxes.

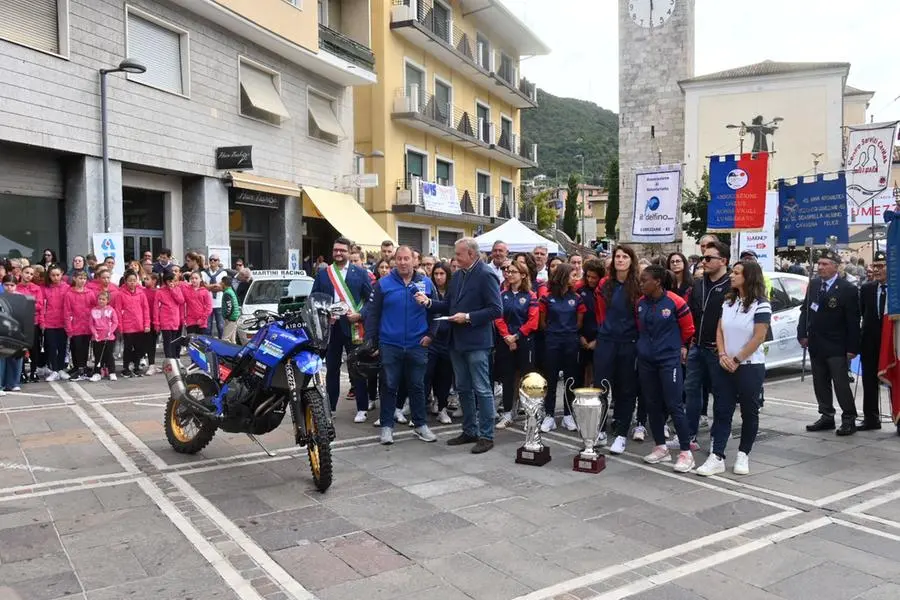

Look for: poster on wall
[707,153,769,231]
[731,191,777,271]
[630,164,681,243]
[207,246,232,271]
[288,248,300,272]
[845,121,898,207]
[421,182,462,215]
[92,232,125,280]
[777,173,848,247]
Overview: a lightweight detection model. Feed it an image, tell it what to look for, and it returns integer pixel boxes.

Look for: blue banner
[777,174,849,247]
[887,208,900,316]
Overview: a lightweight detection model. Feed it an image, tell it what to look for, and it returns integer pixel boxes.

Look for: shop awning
[226,172,300,196]
[308,93,346,139]
[240,66,291,119]
[302,186,394,251]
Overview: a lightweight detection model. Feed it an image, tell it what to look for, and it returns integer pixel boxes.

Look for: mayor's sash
[327,265,364,344]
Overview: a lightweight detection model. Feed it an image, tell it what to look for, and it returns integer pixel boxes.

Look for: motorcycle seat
[206,338,244,359]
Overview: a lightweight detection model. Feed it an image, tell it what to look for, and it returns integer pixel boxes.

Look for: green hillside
[520,86,619,185]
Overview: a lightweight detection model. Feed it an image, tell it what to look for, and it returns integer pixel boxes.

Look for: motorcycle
[161,292,346,492]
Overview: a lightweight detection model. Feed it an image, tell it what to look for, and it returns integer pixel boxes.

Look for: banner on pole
[886,208,900,316]
[777,174,848,247]
[845,121,899,207]
[732,191,777,271]
[92,233,124,280]
[631,164,682,243]
[708,153,768,231]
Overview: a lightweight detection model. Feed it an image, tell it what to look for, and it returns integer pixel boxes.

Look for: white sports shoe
[609,436,627,455]
[495,411,512,429]
[45,371,60,382]
[733,451,750,476]
[562,415,577,431]
[597,432,608,447]
[58,370,71,381]
[540,415,557,432]
[643,445,671,464]
[108,373,117,381]
[353,411,367,423]
[695,453,725,477]
[673,451,695,473]
[89,373,102,383]
[632,425,646,442]
[437,408,452,424]
[394,409,408,424]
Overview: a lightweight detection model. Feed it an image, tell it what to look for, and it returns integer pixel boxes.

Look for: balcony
[389,0,538,109]
[391,87,538,168]
[393,177,531,225]
[318,24,375,71]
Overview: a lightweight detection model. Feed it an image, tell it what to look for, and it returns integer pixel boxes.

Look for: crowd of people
[0,248,251,391]
[318,230,891,476]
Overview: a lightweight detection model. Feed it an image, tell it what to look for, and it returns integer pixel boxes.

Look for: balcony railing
[318,24,375,71]
[395,177,526,221]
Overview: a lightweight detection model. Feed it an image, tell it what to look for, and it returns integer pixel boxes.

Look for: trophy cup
[515,372,551,466]
[569,385,610,473]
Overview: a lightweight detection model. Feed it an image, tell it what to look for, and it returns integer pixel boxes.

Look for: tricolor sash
[327,265,364,344]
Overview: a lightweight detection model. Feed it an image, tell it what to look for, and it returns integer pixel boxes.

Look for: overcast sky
[506,0,900,124]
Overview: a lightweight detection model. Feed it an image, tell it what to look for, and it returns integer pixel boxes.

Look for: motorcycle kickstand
[246,433,277,457]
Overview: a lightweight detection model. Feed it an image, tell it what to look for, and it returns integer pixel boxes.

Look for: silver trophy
[568,382,610,473]
[515,372,551,466]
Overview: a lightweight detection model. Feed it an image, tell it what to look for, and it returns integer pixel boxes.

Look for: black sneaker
[471,438,494,454]
[121,369,134,379]
[446,433,479,446]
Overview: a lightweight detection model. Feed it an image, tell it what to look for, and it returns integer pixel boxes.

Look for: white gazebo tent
[473,218,558,254]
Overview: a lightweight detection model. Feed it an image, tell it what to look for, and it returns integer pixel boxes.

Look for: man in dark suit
[858,250,888,430]
[417,238,502,453]
[798,250,861,435]
[311,236,373,420]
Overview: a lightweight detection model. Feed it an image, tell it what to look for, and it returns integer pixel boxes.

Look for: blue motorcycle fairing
[255,324,307,369]
[295,351,323,375]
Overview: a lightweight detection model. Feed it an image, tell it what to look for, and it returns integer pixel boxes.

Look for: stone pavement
[2,368,900,600]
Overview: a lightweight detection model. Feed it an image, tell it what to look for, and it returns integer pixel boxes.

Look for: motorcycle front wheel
[164,373,218,454]
[304,392,333,492]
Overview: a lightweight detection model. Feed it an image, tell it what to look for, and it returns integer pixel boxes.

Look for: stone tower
[617,0,695,246]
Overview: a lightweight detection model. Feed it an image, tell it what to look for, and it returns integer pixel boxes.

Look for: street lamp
[100,59,146,233]
[725,123,747,154]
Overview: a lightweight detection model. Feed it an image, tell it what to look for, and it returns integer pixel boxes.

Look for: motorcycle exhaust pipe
[162,359,218,418]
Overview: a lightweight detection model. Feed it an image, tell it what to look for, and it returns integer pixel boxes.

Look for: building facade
[549,183,607,244]
[355,0,549,258]
[0,0,378,269]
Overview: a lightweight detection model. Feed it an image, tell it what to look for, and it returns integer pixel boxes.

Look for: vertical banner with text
[631,164,682,243]
[731,191,777,271]
[708,153,769,231]
[92,233,125,280]
[777,174,849,247]
[845,121,898,207]
[886,209,900,316]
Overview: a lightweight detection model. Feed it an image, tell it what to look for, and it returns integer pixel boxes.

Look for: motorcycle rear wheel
[305,394,333,492]
[164,374,218,454]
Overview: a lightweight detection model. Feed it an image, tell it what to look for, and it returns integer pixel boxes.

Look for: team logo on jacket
[828,297,838,308]
[568,299,576,306]
[519,297,527,305]
[661,308,672,318]
[503,294,510,301]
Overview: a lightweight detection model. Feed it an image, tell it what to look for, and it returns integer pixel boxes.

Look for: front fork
[285,364,336,445]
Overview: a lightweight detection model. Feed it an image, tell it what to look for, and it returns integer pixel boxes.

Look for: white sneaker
[632,425,646,442]
[643,445,671,464]
[673,451,695,473]
[0,390,5,396]
[394,409,408,424]
[353,411,367,423]
[45,371,60,382]
[495,411,512,429]
[695,454,725,476]
[540,415,557,432]
[108,373,117,382]
[562,415,577,431]
[58,370,71,381]
[733,451,750,476]
[493,383,503,397]
[663,424,671,439]
[373,419,380,427]
[89,374,102,383]
[10,386,21,392]
[380,427,393,445]
[437,408,452,424]
[367,399,377,411]
[401,404,410,418]
[145,365,158,376]
[597,432,608,447]
[609,436,627,455]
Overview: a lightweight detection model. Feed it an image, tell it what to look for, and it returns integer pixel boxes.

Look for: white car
[763,272,809,369]
[236,270,314,345]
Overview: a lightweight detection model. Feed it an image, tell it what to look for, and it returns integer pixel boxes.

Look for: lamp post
[100,59,146,233]
[725,123,747,154]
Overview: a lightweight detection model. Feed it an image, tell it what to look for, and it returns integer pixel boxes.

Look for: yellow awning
[227,172,300,196]
[302,186,394,251]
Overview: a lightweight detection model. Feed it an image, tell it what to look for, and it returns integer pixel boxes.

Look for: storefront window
[230,204,270,269]
[0,195,62,265]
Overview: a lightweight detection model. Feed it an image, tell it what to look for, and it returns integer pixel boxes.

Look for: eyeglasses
[701,255,723,262]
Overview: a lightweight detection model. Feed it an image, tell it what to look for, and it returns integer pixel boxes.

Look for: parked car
[236,270,314,345]
[764,272,809,369]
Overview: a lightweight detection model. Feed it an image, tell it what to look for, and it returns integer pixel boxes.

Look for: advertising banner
[421,182,462,215]
[847,186,897,226]
[631,164,682,243]
[92,232,125,280]
[731,191,777,271]
[708,152,769,230]
[845,121,898,207]
[777,174,848,247]
[288,248,300,271]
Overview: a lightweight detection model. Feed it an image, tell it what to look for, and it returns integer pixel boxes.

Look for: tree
[681,169,731,247]
[563,174,579,239]
[605,159,620,239]
[534,189,557,232]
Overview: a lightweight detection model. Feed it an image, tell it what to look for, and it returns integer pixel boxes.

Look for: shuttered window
[0,0,62,54]
[438,230,460,260]
[397,227,425,253]
[126,10,187,95]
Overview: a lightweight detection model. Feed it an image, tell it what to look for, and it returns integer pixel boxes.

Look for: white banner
[847,186,896,225]
[92,233,125,280]
[731,191,777,272]
[845,121,898,207]
[631,164,682,243]
[421,182,462,215]
[287,248,300,271]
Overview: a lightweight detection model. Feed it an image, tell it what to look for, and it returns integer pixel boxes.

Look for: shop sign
[216,146,253,170]
[230,188,280,209]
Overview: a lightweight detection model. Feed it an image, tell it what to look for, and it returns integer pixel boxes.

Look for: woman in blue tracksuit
[576,258,604,388]
[594,245,642,454]
[424,262,454,424]
[539,263,584,433]
[637,265,697,473]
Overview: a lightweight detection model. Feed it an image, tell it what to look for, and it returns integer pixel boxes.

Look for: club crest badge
[661,308,672,318]
[519,297,527,305]
[828,297,838,309]
[568,299,576,306]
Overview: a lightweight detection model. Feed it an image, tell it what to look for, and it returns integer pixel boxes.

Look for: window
[436,159,453,186]
[477,172,491,216]
[499,116,513,150]
[317,0,327,25]
[308,88,344,144]
[438,230,461,259]
[501,180,513,217]
[476,33,490,70]
[405,62,425,110]
[498,53,514,83]
[476,103,490,143]
[126,9,189,96]
[778,277,808,308]
[434,79,452,126]
[406,149,426,186]
[397,226,426,253]
[431,0,450,42]
[0,0,67,55]
[239,58,291,126]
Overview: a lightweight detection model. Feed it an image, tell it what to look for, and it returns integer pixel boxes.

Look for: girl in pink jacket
[63,271,96,380]
[183,271,213,334]
[114,271,150,378]
[42,266,71,381]
[18,266,45,382]
[143,273,160,375]
[89,291,118,382]
[156,271,186,358]
[89,268,119,301]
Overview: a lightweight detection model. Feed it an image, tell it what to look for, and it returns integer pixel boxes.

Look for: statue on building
[746,115,783,153]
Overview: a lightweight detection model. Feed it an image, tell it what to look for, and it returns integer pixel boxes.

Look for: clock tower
[617,0,695,245]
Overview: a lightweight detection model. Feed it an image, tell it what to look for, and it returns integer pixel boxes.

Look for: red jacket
[88,279,119,301]
[183,285,213,327]
[143,287,158,331]
[155,285,185,331]
[17,281,44,327]
[42,282,71,329]
[115,287,150,334]
[64,288,97,336]
[90,306,119,342]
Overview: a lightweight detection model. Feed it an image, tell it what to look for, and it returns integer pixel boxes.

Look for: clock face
[629,0,677,28]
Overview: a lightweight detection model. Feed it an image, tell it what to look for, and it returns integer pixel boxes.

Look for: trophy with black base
[515,372,551,466]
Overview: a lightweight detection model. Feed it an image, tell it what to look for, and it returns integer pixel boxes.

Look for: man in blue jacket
[417,238,502,453]
[364,246,438,445]
[311,236,372,421]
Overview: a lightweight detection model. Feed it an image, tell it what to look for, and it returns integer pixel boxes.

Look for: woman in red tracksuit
[115,271,150,378]
[18,266,45,381]
[493,261,539,429]
[42,266,71,381]
[183,271,213,335]
[64,271,96,380]
[637,265,696,473]
[156,271,186,358]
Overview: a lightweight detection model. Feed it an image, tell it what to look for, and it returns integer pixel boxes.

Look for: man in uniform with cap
[798,250,861,435]
[858,250,888,430]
